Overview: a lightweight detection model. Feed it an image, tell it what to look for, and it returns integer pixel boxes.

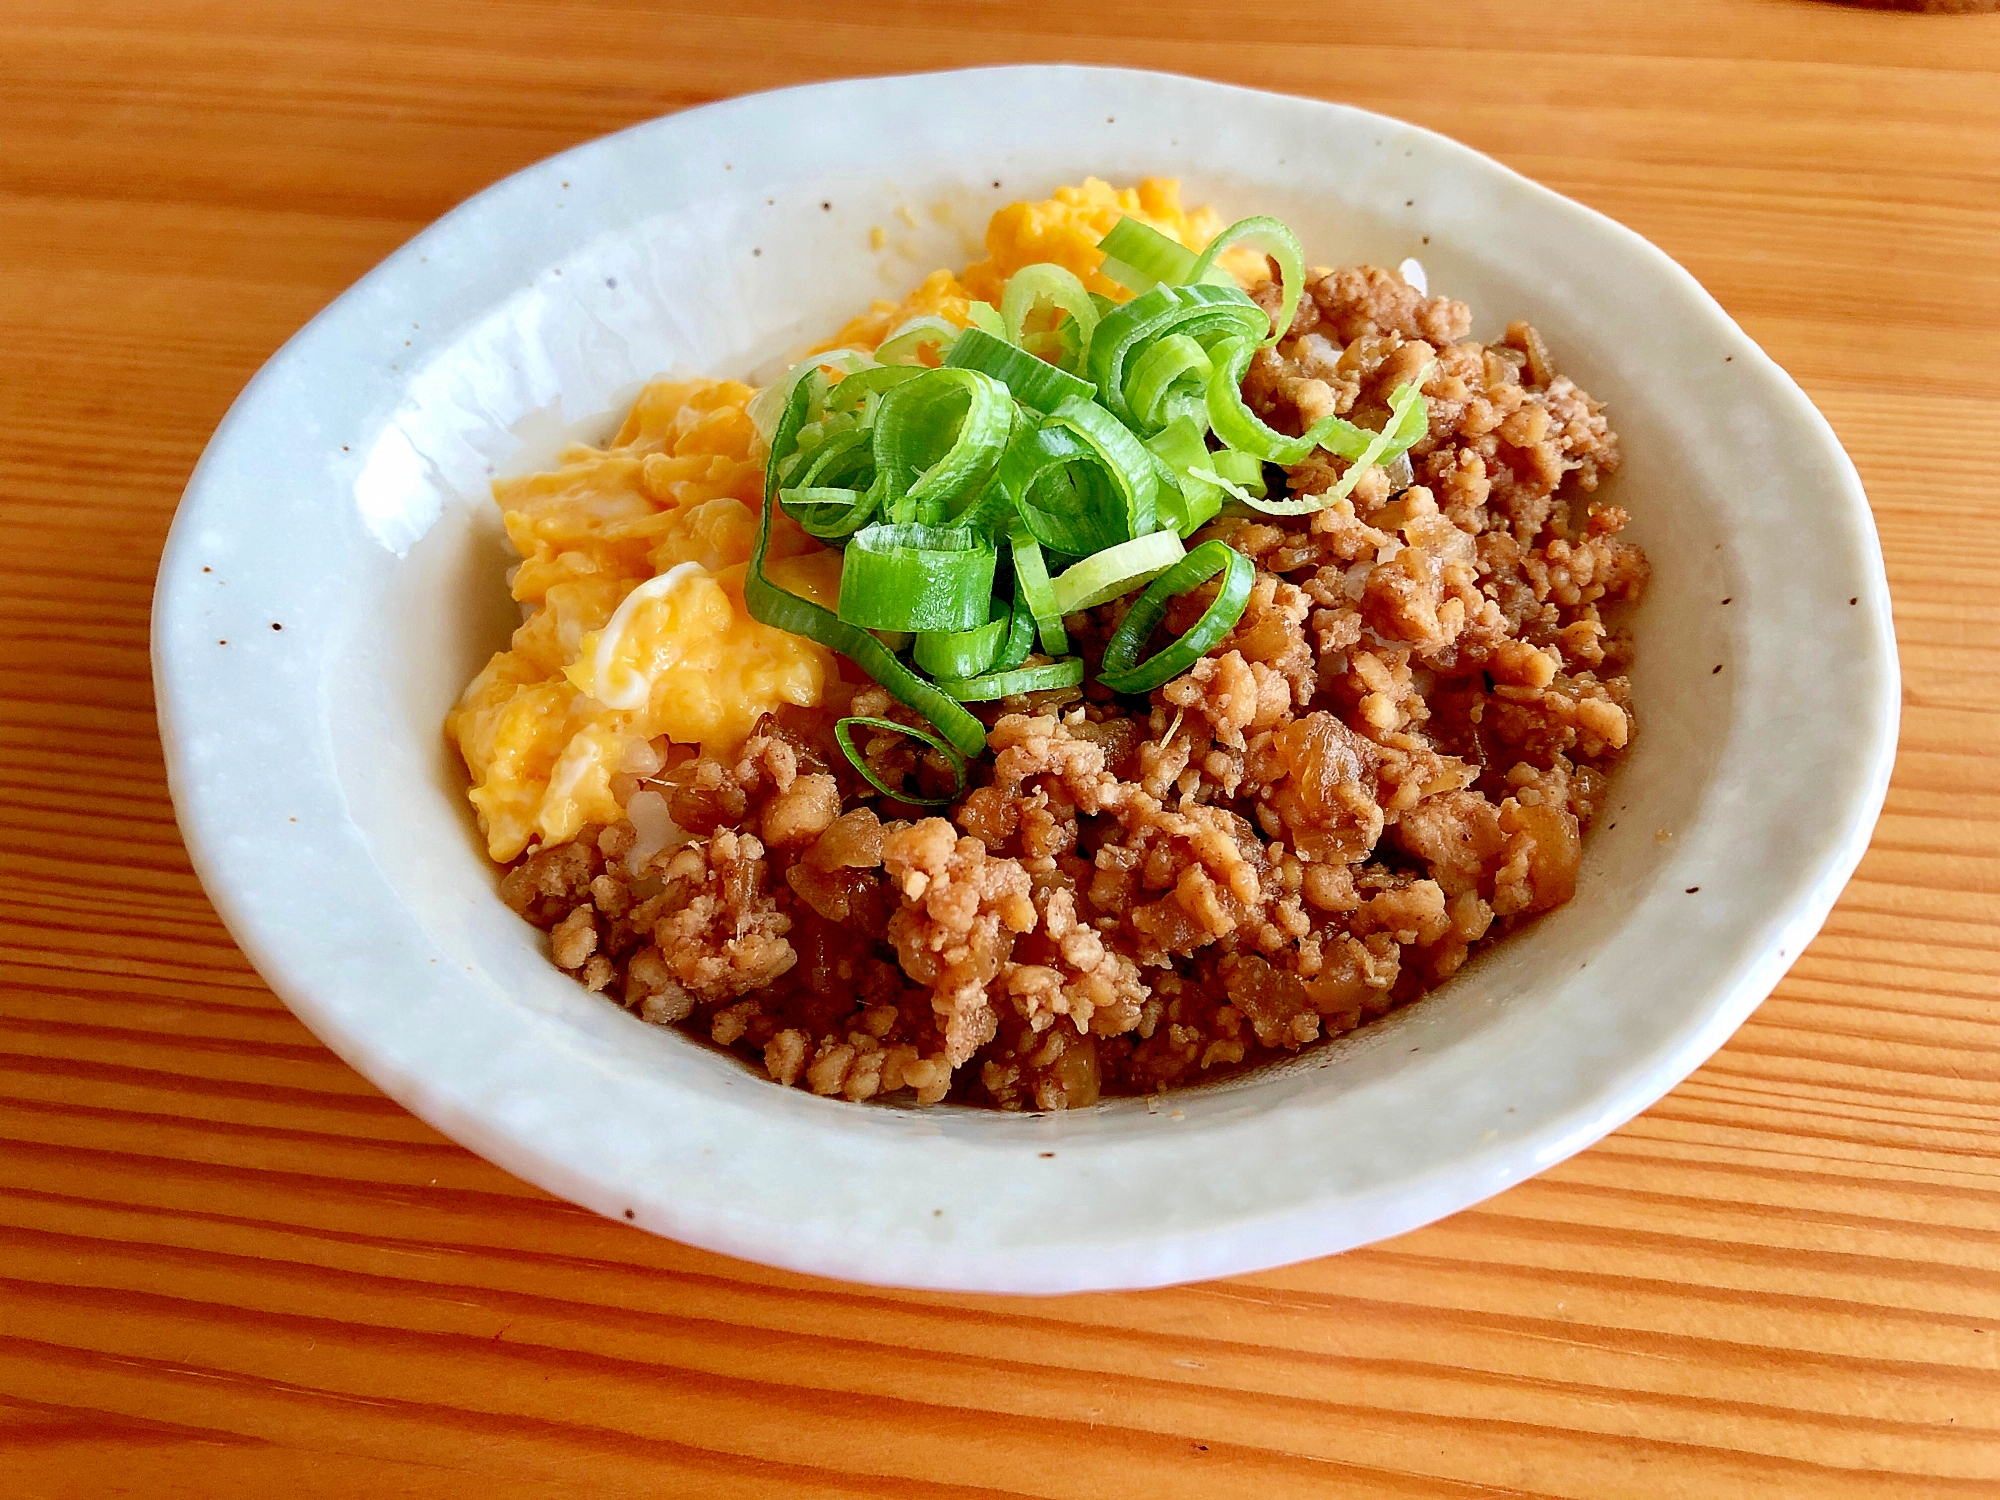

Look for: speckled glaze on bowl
[152,66,1897,1294]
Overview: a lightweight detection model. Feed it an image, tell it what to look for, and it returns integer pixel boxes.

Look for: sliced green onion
[1096,539,1255,695]
[748,349,871,449]
[1381,368,1436,450]
[935,657,1086,702]
[949,470,1020,537]
[1145,415,1226,537]
[1190,456,1265,510]
[834,716,968,807]
[747,212,1413,762]
[1185,216,1305,345]
[1210,448,1267,495]
[1089,283,1265,433]
[1205,336,1382,467]
[1096,217,1197,293]
[1045,394,1159,541]
[874,316,962,366]
[1233,364,1435,516]
[992,586,1036,672]
[1000,263,1099,373]
[1175,281,1274,319]
[789,420,870,477]
[1050,529,1186,616]
[1008,531,1067,657]
[1204,336,1319,465]
[779,484,878,539]
[746,375,987,757]
[1125,332,1214,432]
[913,609,1010,679]
[837,522,996,633]
[872,367,1015,525]
[1179,490,1225,535]
[945,325,1096,413]
[996,422,1126,558]
[1087,284,1187,418]
[783,422,875,508]
[1144,452,1184,540]
[824,363,924,412]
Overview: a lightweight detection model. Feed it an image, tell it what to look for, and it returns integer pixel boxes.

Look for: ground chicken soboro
[491,262,1647,1110]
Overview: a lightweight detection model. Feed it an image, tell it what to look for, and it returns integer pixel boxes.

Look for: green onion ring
[748,349,872,449]
[1209,447,1268,495]
[871,367,1015,525]
[1144,415,1227,537]
[945,325,1096,413]
[1086,284,1184,416]
[781,420,877,516]
[996,421,1126,558]
[999,263,1100,374]
[1050,529,1186,616]
[1205,336,1386,467]
[992,586,1036,672]
[874,316,963,366]
[1125,332,1215,433]
[824,363,925,413]
[1089,283,1266,433]
[913,608,1010,679]
[837,522,997,633]
[834,716,969,807]
[1046,393,1160,541]
[1232,364,1435,516]
[1008,531,1068,656]
[790,423,872,485]
[935,657,1087,702]
[778,484,879,540]
[1185,215,1307,346]
[1096,540,1255,695]
[949,469,1021,537]
[1095,217,1198,293]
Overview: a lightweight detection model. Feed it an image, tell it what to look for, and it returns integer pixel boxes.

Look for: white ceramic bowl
[153,66,1897,1293]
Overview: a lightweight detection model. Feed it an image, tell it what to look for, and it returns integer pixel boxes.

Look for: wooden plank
[2,1,1996,1494]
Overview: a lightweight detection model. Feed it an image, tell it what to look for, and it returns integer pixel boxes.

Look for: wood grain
[4,1,1999,1494]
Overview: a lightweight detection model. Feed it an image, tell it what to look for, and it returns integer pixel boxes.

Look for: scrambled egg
[447,379,839,861]
[450,179,1230,863]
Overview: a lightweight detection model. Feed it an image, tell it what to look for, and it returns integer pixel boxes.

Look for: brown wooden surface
[5,1,2000,1494]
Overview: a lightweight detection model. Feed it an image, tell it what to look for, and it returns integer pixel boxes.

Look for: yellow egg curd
[447,378,840,862]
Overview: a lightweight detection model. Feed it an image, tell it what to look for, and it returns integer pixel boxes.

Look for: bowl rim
[153,63,1900,1293]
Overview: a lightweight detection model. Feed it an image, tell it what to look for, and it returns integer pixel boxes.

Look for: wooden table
[6,2,1999,1494]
